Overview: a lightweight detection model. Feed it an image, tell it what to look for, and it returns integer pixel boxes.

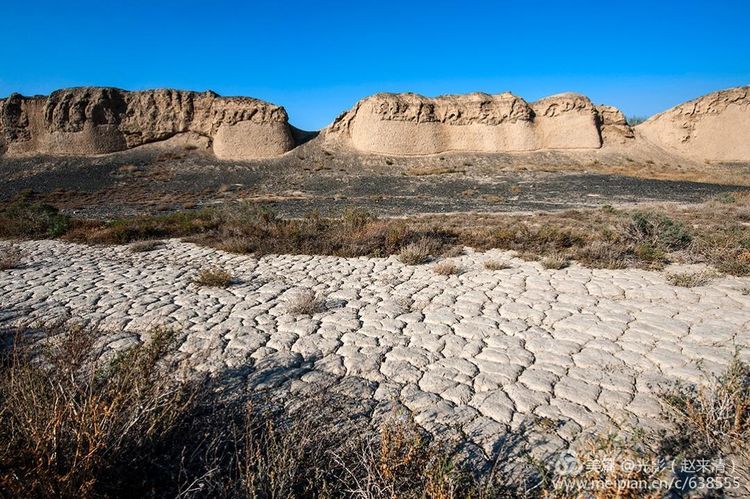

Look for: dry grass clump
[432,261,461,276]
[6,322,744,497]
[341,206,374,230]
[349,415,481,498]
[399,238,441,265]
[285,289,326,315]
[547,432,670,498]
[128,240,164,253]
[442,245,465,257]
[484,260,511,271]
[541,254,570,270]
[625,210,692,257]
[661,352,750,465]
[193,267,235,288]
[0,322,516,498]
[665,271,714,287]
[571,240,628,269]
[0,325,194,498]
[0,243,23,270]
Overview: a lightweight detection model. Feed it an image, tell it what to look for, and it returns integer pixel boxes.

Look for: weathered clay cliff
[0,87,294,159]
[636,86,750,162]
[2,85,748,163]
[325,91,633,155]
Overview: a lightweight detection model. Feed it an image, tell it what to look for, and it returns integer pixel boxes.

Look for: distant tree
[627,115,650,126]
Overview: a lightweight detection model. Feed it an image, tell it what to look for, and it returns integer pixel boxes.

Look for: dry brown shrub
[433,261,461,276]
[194,267,234,288]
[0,243,23,270]
[285,289,326,315]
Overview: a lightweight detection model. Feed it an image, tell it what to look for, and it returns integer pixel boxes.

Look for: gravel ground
[1,148,746,219]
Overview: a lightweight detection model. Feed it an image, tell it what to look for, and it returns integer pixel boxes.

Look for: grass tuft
[399,238,439,265]
[432,261,460,276]
[626,211,692,251]
[666,271,714,287]
[285,289,326,315]
[193,267,234,288]
[484,260,511,271]
[660,351,750,469]
[0,325,193,498]
[0,243,23,270]
[541,254,570,270]
[128,240,164,253]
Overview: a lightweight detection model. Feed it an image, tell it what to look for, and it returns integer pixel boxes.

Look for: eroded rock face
[595,105,635,144]
[327,91,626,155]
[637,86,750,162]
[0,87,294,159]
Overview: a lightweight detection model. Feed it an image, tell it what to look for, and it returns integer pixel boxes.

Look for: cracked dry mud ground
[2,240,749,464]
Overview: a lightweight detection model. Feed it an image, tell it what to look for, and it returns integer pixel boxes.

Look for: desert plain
[1,85,749,498]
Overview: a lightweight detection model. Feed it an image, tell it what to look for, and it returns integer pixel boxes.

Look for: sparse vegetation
[0,243,23,270]
[0,324,747,497]
[660,351,750,476]
[0,323,509,498]
[626,211,692,252]
[484,260,511,271]
[573,240,627,269]
[626,115,649,126]
[666,270,714,287]
[129,240,164,252]
[541,254,570,270]
[341,206,374,230]
[193,267,234,287]
[433,261,460,275]
[546,432,668,498]
[285,288,326,315]
[4,195,750,276]
[399,238,437,265]
[0,197,71,238]
[543,357,750,497]
[0,325,193,498]
[442,245,465,257]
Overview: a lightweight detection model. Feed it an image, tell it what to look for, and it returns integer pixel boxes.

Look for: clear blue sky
[1,1,749,130]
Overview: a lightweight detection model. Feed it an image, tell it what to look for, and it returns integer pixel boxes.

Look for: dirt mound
[0,87,294,159]
[637,86,750,162]
[325,92,632,155]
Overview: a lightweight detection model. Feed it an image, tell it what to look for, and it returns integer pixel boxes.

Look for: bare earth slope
[0,87,294,160]
[637,86,750,162]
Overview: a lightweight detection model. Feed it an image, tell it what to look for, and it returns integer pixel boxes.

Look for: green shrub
[0,201,71,238]
[341,207,373,230]
[626,115,649,126]
[634,243,667,264]
[627,211,692,251]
